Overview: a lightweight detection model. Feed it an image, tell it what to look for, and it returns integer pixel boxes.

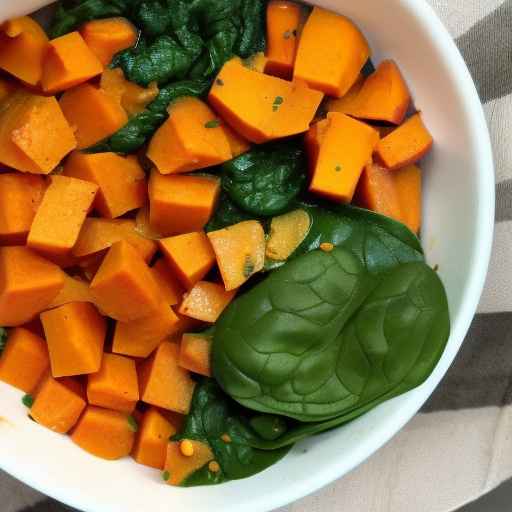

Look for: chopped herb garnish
[216,78,225,86]
[162,470,170,481]
[335,165,342,172]
[0,327,7,355]
[22,394,34,408]
[205,119,221,129]
[272,96,284,112]
[243,256,255,278]
[127,415,139,433]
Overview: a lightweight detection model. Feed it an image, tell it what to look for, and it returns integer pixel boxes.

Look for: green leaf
[205,192,258,232]
[174,379,291,486]
[221,140,308,217]
[0,328,7,355]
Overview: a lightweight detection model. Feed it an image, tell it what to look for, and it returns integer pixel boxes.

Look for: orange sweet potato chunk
[59,83,128,150]
[71,406,135,460]
[179,281,236,323]
[0,91,77,174]
[133,407,178,469]
[325,73,364,116]
[150,259,184,307]
[42,31,103,94]
[394,164,422,234]
[80,17,137,66]
[41,301,106,377]
[31,375,86,434]
[0,17,48,86]
[73,218,156,263]
[0,247,64,326]
[0,173,46,245]
[148,171,220,236]
[90,240,163,322]
[294,7,370,97]
[308,112,379,203]
[375,112,433,170]
[63,151,146,218]
[27,175,98,259]
[208,57,323,144]
[164,440,214,486]
[46,273,94,309]
[147,96,232,174]
[159,232,216,289]
[138,341,196,414]
[0,327,49,392]
[112,300,180,358]
[87,353,139,413]
[179,333,212,377]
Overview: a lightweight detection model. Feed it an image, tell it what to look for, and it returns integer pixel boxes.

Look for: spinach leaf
[213,249,450,424]
[265,202,424,273]
[205,192,257,232]
[234,0,267,57]
[174,379,291,486]
[221,141,308,217]
[0,328,7,355]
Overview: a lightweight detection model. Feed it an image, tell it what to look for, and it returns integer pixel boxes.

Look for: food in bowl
[0,0,449,488]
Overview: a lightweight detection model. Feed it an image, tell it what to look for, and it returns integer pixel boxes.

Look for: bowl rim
[0,0,495,510]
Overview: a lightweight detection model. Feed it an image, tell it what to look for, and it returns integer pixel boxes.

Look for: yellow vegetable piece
[164,440,214,486]
[266,209,311,261]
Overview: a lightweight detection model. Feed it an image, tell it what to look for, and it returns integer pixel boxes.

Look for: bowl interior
[0,1,494,511]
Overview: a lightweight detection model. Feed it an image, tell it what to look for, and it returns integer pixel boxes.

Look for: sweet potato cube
[71,406,135,460]
[304,118,330,176]
[179,333,212,377]
[325,73,364,115]
[46,274,94,309]
[132,407,178,469]
[0,327,49,392]
[87,353,139,413]
[80,17,137,66]
[0,17,48,86]
[148,171,220,236]
[135,206,163,240]
[294,7,370,97]
[112,301,180,358]
[0,247,64,326]
[147,97,232,175]
[42,31,103,94]
[207,221,265,291]
[179,282,236,323]
[27,175,98,259]
[73,218,156,263]
[222,124,251,158]
[164,440,214,486]
[394,164,422,234]
[63,151,146,218]
[150,259,184,307]
[375,112,433,170]
[308,112,379,203]
[0,91,76,174]
[159,232,216,289]
[59,83,128,150]
[90,240,163,322]
[0,173,46,245]
[41,302,106,377]
[31,375,86,433]
[208,57,323,144]
[138,341,196,414]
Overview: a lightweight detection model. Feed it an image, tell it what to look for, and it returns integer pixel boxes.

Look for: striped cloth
[1,1,511,511]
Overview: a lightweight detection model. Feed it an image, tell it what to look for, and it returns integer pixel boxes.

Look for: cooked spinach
[205,192,258,232]
[173,379,291,486]
[0,327,7,355]
[221,141,308,217]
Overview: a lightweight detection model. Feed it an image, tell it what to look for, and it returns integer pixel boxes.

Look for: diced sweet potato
[0,91,76,174]
[179,282,236,323]
[147,96,232,174]
[41,302,106,377]
[87,353,139,413]
[0,77,17,103]
[42,31,103,94]
[80,17,137,66]
[71,406,135,460]
[207,221,265,291]
[159,232,216,289]
[179,333,212,377]
[266,209,311,261]
[164,440,214,486]
[308,112,379,203]
[375,112,433,170]
[148,171,220,236]
[138,341,196,414]
[90,240,163,322]
[135,206,163,241]
[63,151,146,219]
[325,73,364,115]
[46,273,94,309]
[294,7,370,97]
[394,164,422,234]
[0,327,49,392]
[27,175,98,259]
[59,83,128,150]
[31,375,86,434]
[150,259,184,307]
[0,173,46,245]
[0,246,64,326]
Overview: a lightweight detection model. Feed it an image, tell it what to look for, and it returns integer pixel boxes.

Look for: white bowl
[0,0,494,511]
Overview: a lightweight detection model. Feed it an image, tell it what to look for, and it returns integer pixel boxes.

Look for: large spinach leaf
[213,249,450,424]
[221,141,308,217]
[174,379,291,486]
